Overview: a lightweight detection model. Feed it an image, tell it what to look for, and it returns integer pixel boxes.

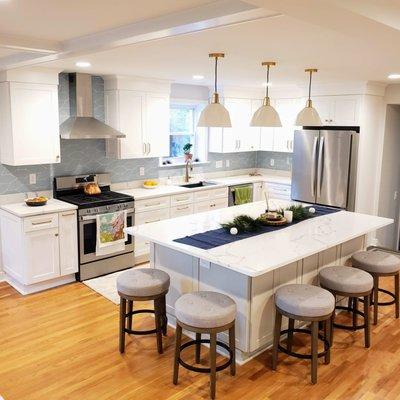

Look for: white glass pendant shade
[198,94,231,127]
[250,98,282,127]
[295,99,322,126]
[197,53,231,128]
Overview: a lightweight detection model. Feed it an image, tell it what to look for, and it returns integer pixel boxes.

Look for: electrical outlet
[225,159,230,168]
[395,191,398,201]
[270,158,275,167]
[215,160,223,168]
[29,173,36,185]
[287,157,291,165]
[139,167,145,176]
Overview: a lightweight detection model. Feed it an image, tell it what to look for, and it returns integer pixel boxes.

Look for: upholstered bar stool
[173,291,236,399]
[272,284,335,384]
[117,268,170,354]
[319,266,373,347]
[351,250,400,325]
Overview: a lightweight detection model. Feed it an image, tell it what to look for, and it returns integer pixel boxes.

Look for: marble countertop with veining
[126,200,393,277]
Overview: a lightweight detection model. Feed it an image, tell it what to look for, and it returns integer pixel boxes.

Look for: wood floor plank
[0,277,400,399]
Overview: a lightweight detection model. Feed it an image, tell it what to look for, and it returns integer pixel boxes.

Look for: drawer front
[265,183,291,199]
[170,192,194,206]
[135,208,170,225]
[193,198,228,213]
[170,203,194,218]
[135,196,170,212]
[23,213,59,233]
[212,187,228,199]
[194,189,213,202]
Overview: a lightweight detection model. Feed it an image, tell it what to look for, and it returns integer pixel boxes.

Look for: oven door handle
[80,209,135,221]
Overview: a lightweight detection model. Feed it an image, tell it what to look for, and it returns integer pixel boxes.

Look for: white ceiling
[0,0,215,41]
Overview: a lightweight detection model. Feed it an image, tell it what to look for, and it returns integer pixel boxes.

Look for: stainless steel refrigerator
[291,129,359,210]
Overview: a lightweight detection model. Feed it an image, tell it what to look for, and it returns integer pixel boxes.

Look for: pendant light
[295,68,322,126]
[197,53,232,128]
[250,61,282,127]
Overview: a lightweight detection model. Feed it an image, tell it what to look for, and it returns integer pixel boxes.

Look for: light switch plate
[225,159,230,168]
[139,167,145,176]
[29,173,36,185]
[215,160,223,168]
[199,259,211,269]
[270,159,275,167]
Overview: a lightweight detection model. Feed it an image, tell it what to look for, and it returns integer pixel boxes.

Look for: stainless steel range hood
[60,73,125,139]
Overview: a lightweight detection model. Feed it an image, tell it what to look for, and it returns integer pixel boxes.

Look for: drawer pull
[177,206,189,210]
[145,219,161,224]
[31,220,52,225]
[145,202,161,207]
[61,212,75,217]
[176,198,190,202]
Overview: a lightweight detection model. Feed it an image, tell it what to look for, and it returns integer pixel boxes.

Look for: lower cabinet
[193,197,228,213]
[0,210,78,292]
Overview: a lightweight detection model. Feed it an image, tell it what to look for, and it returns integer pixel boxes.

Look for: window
[161,100,207,165]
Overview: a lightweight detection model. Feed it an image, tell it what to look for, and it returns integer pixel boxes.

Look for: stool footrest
[278,328,329,359]
[124,309,168,336]
[178,339,233,373]
[334,305,366,331]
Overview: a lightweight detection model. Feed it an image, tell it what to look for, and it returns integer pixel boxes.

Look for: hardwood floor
[1,277,400,400]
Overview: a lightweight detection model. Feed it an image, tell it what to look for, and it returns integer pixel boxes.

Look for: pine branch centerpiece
[221,215,262,233]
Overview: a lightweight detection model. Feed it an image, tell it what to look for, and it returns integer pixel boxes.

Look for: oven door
[79,210,134,264]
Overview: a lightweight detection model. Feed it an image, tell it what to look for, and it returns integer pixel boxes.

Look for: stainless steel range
[54,173,135,281]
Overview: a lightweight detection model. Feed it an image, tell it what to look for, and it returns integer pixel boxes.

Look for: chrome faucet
[184,159,193,183]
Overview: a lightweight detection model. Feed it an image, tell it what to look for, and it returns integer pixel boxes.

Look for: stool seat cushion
[319,266,373,294]
[175,291,236,329]
[275,284,335,318]
[351,250,400,274]
[117,268,170,298]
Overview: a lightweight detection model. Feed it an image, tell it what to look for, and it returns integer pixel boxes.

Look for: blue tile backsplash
[0,74,291,195]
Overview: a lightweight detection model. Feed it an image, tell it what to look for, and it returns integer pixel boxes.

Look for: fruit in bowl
[25,196,48,207]
[143,180,158,189]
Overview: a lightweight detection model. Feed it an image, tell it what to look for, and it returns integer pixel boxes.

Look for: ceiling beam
[0,34,61,53]
[0,0,280,71]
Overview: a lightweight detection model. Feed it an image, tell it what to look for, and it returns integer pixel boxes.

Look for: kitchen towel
[96,210,127,257]
[174,206,341,250]
[233,186,252,205]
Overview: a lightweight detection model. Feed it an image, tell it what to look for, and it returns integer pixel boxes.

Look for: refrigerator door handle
[317,137,325,198]
[311,136,318,197]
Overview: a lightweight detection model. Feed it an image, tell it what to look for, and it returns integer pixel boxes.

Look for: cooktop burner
[58,191,133,208]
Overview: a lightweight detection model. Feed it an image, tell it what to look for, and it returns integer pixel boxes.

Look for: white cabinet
[0,82,60,165]
[193,197,228,213]
[59,211,79,275]
[105,90,170,159]
[0,209,78,294]
[312,95,360,126]
[265,182,291,200]
[209,98,260,153]
[253,182,265,201]
[255,98,275,152]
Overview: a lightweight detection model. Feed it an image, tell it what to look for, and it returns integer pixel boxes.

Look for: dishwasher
[228,183,254,206]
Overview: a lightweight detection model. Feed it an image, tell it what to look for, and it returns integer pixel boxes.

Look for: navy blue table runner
[174,206,341,250]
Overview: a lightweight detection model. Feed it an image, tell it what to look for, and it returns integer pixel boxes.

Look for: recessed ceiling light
[193,75,204,80]
[75,61,91,68]
[388,74,400,80]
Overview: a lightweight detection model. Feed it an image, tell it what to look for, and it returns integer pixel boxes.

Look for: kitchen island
[126,201,392,363]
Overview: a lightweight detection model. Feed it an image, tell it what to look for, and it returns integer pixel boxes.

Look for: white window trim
[160,98,208,167]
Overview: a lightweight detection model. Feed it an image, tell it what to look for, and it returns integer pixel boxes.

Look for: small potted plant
[183,143,193,162]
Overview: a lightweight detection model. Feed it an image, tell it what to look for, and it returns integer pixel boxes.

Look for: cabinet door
[273,98,298,153]
[331,95,360,125]
[145,93,170,157]
[240,99,260,151]
[25,227,60,284]
[311,96,332,125]
[253,182,264,201]
[59,211,78,275]
[7,82,60,165]
[254,99,274,151]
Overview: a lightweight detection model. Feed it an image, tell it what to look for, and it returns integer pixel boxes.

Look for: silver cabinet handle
[177,206,189,210]
[238,140,241,149]
[176,198,190,202]
[311,136,318,197]
[61,212,75,217]
[145,202,161,207]
[317,137,325,198]
[32,220,52,225]
[143,143,146,155]
[145,219,161,224]
[148,143,151,155]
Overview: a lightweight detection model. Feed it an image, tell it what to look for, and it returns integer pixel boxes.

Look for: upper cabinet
[0,69,61,166]
[104,76,170,159]
[312,95,360,126]
[209,97,260,153]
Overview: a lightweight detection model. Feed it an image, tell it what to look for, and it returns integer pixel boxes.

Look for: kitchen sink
[179,181,217,188]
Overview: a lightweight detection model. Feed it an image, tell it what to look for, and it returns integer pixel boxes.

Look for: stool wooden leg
[287,318,295,352]
[229,324,236,376]
[210,332,217,400]
[160,295,168,336]
[364,295,371,348]
[373,275,379,325]
[352,297,358,330]
[325,317,331,364]
[395,273,399,319]
[173,324,182,385]
[127,300,133,331]
[271,309,282,370]
[154,298,163,354]
[195,333,201,363]
[119,297,126,354]
[311,321,318,384]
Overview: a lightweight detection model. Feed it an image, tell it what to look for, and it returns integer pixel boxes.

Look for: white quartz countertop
[119,174,291,200]
[125,201,393,277]
[1,199,77,218]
